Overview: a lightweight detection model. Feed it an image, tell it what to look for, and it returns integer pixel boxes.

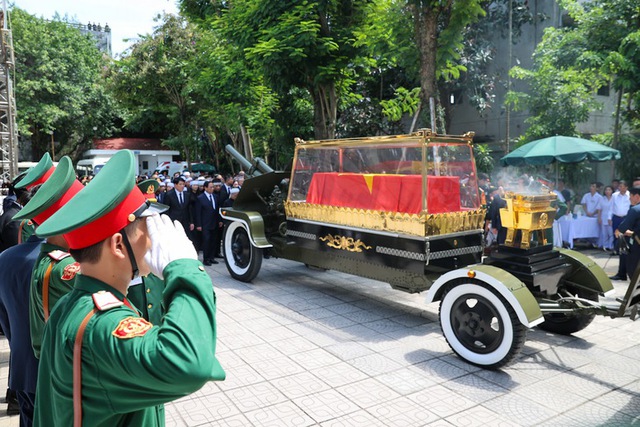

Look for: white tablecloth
[557,215,601,248]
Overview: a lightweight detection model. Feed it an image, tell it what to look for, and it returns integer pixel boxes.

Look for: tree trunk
[413,4,439,119]
[311,81,337,140]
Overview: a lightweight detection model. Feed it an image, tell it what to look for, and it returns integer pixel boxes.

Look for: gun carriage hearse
[220,129,640,369]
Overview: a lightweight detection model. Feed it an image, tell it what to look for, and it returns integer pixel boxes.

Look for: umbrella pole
[555,162,559,186]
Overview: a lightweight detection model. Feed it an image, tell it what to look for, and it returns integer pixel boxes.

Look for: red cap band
[63,186,147,250]
[26,166,55,190]
[33,179,85,226]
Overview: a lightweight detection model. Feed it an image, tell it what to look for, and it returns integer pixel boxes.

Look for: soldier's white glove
[144,214,197,279]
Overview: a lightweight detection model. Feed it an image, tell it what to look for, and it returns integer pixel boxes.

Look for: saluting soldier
[127,179,165,325]
[13,156,85,359]
[615,187,640,279]
[33,150,225,426]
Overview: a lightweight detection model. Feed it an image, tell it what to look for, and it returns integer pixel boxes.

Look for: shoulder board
[48,250,71,261]
[92,291,124,311]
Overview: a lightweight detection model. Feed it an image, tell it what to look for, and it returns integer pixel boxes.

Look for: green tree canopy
[12,8,118,159]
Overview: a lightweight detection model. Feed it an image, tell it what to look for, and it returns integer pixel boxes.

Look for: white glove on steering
[144,214,198,279]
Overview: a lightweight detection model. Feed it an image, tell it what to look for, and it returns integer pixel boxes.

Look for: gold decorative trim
[285,201,485,238]
[319,234,372,252]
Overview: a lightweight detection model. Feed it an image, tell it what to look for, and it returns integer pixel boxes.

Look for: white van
[76,158,108,176]
[153,161,188,178]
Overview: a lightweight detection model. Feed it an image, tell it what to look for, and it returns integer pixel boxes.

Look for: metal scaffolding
[0,2,18,185]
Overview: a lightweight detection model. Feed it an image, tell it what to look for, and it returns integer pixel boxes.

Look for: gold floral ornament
[319,234,372,252]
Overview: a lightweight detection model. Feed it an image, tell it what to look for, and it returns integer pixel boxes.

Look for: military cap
[13,156,84,226]
[15,153,55,189]
[36,150,168,250]
[137,179,159,202]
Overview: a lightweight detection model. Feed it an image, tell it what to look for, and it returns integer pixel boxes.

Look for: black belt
[613,214,626,219]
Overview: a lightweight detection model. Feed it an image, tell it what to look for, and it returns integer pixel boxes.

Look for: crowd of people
[0,153,226,426]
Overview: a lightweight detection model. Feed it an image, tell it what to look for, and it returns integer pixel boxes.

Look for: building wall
[448,1,616,150]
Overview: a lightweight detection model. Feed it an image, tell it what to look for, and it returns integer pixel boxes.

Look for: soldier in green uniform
[33,150,225,426]
[14,153,57,245]
[127,179,165,325]
[13,156,85,359]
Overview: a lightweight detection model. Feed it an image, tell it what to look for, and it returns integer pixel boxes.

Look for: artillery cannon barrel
[225,144,274,176]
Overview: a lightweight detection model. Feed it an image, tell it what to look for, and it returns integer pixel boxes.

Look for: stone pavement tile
[349,353,404,377]
[283,323,347,347]
[362,318,407,335]
[539,370,615,400]
[271,371,331,400]
[324,341,375,361]
[217,329,267,351]
[441,374,509,404]
[499,358,567,380]
[288,348,342,371]
[320,409,388,427]
[512,379,589,412]
[342,308,388,324]
[335,377,401,409]
[237,315,282,332]
[536,401,638,427]
[234,342,286,365]
[202,413,252,427]
[595,352,640,377]
[309,361,369,388]
[524,345,594,369]
[224,381,288,413]
[375,367,437,395]
[215,362,266,392]
[248,355,306,381]
[406,384,475,417]
[362,396,441,426]
[481,393,557,426]
[381,342,444,366]
[245,401,316,427]
[445,405,520,427]
[595,387,640,418]
[412,358,472,384]
[572,361,638,389]
[472,366,541,391]
[326,302,365,316]
[271,335,318,356]
[169,392,241,425]
[293,389,361,423]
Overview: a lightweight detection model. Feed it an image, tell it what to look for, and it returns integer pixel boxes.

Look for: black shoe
[609,275,626,281]
[214,254,224,259]
[210,259,219,264]
[6,389,18,416]
[203,261,212,266]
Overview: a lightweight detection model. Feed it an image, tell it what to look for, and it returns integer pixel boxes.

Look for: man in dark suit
[0,178,31,253]
[0,234,43,425]
[194,181,222,265]
[615,187,640,280]
[164,177,194,235]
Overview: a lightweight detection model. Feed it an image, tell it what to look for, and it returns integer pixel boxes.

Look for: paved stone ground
[0,246,639,426]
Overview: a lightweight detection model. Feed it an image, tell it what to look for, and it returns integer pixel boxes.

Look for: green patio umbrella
[500,135,620,167]
[191,163,216,173]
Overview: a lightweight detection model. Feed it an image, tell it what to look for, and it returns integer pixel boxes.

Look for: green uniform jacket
[29,242,78,359]
[127,274,165,325]
[33,259,225,427]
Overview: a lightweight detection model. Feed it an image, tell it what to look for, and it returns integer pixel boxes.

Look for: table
[557,215,601,248]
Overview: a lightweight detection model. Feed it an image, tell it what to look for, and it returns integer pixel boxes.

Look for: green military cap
[14,156,84,226]
[138,179,159,202]
[36,150,168,250]
[15,153,55,189]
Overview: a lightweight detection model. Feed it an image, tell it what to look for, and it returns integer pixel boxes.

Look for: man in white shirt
[581,182,603,218]
[610,181,631,280]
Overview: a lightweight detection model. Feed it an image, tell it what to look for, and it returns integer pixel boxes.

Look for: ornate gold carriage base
[499,192,557,250]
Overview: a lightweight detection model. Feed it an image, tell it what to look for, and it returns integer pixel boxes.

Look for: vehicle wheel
[439,282,527,369]
[538,290,597,335]
[223,221,263,282]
